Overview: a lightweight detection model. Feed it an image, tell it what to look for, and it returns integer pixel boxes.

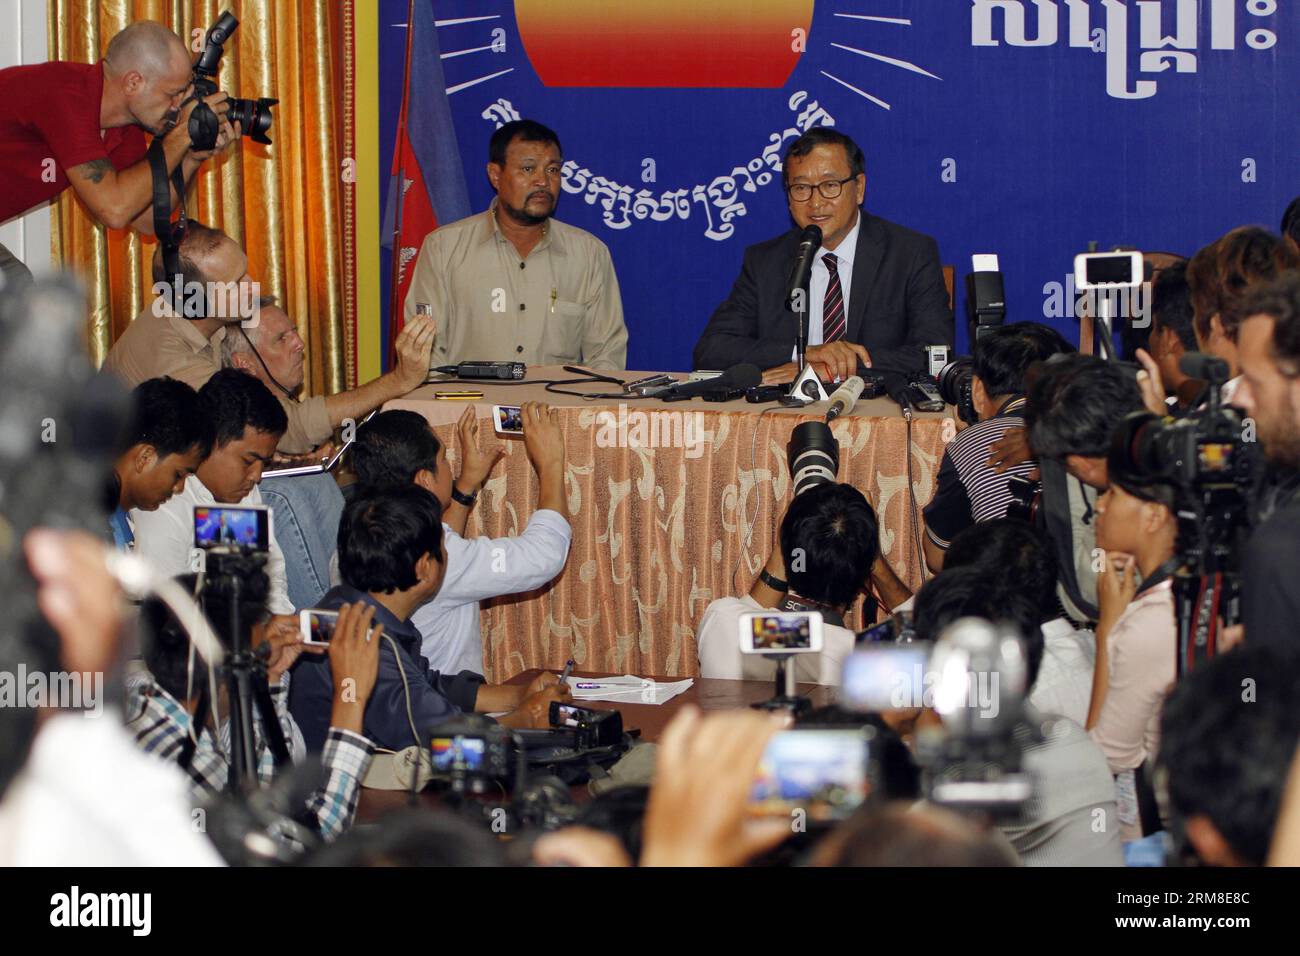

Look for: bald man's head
[103,22,193,135]
[152,222,255,323]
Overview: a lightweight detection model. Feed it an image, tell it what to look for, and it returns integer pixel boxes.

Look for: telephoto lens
[937,357,977,425]
[787,421,840,497]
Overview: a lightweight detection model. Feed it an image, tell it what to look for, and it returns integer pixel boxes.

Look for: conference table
[383,366,953,682]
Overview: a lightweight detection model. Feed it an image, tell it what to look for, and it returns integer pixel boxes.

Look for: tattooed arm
[65,92,233,232]
[67,128,189,231]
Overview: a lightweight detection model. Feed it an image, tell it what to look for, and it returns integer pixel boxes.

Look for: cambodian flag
[383,0,471,359]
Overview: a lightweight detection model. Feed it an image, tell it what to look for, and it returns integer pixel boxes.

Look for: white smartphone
[1074,251,1144,291]
[492,404,524,435]
[737,610,824,656]
[299,609,339,648]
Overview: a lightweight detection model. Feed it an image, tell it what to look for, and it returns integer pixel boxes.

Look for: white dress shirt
[792,213,861,361]
[411,509,572,675]
[0,712,224,866]
[696,594,856,685]
[131,475,293,615]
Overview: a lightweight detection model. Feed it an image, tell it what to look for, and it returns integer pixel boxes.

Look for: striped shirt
[125,672,374,843]
[923,397,1035,550]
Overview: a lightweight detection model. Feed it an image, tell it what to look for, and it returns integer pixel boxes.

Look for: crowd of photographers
[4,199,1300,866]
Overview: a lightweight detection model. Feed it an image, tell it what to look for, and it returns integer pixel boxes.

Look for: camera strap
[778,594,845,629]
[148,138,189,289]
[1135,557,1180,598]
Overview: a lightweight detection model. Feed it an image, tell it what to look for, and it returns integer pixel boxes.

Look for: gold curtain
[49,0,352,394]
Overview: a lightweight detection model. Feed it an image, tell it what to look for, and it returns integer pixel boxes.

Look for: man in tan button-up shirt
[403,119,627,371]
[104,222,436,454]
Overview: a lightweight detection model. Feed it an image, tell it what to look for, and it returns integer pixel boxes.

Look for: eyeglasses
[786,176,856,202]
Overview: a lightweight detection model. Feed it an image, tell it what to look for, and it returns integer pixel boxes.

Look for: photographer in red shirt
[0,21,238,290]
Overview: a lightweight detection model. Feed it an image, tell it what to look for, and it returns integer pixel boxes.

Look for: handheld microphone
[663,363,762,400]
[825,376,865,422]
[784,225,823,305]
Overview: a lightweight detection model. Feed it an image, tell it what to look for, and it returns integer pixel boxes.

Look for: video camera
[424,705,633,834]
[429,716,521,795]
[184,12,277,149]
[842,618,1036,817]
[1110,353,1254,673]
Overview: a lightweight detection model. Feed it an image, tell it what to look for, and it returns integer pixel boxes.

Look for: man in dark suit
[693,128,953,384]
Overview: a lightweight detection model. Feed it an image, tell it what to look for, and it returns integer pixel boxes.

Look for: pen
[550,287,557,313]
[558,658,575,686]
[575,683,606,690]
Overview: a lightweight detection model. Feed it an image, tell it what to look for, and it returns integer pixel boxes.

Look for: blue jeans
[260,472,344,610]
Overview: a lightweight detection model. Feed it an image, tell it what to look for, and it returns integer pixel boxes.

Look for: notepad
[565,675,694,706]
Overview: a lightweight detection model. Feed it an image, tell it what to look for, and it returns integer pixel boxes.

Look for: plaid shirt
[125,672,374,843]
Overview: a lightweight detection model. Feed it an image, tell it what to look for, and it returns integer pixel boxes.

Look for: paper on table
[565,674,694,706]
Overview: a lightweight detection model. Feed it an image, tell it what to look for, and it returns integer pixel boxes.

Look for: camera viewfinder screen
[304,612,337,645]
[749,614,812,651]
[555,705,583,729]
[431,736,486,773]
[750,731,868,821]
[1084,255,1138,286]
[193,506,267,551]
[841,646,931,712]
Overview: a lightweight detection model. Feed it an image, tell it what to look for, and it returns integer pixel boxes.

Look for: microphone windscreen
[880,371,912,408]
[799,224,823,248]
[728,363,762,389]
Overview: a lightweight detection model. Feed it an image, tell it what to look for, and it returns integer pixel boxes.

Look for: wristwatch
[758,568,788,592]
[451,484,478,507]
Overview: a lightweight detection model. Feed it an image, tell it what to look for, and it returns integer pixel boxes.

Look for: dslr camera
[183,12,277,149]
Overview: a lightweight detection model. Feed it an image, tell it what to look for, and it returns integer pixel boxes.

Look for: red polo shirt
[0,61,149,224]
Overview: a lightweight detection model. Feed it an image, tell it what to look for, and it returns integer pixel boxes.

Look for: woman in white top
[1086,433,1179,776]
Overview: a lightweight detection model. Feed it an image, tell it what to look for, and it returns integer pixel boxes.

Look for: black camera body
[186,12,277,149]
[549,702,623,750]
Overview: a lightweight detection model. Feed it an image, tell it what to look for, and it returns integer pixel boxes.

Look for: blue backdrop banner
[377,0,1298,370]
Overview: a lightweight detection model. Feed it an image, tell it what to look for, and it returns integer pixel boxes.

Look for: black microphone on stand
[785,225,823,306]
[786,225,822,386]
